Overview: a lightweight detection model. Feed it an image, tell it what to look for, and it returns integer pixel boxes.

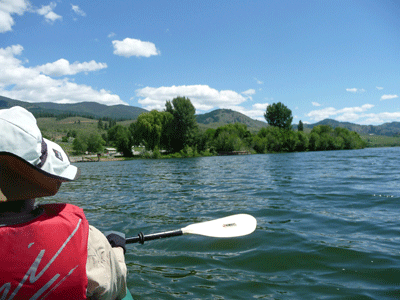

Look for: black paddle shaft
[126,229,183,245]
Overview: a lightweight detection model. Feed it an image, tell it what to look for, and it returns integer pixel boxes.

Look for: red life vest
[0,203,89,300]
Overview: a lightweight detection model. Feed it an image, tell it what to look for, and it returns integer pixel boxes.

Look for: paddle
[126,214,257,244]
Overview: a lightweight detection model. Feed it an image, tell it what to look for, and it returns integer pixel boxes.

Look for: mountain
[196,109,267,131]
[0,96,268,131]
[0,96,147,120]
[302,119,400,136]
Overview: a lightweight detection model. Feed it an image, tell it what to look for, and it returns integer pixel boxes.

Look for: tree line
[71,97,366,156]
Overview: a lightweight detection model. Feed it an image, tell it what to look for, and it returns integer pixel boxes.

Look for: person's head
[0,106,80,206]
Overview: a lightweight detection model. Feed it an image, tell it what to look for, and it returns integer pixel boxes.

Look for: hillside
[196,109,267,132]
[0,96,268,131]
[0,96,147,120]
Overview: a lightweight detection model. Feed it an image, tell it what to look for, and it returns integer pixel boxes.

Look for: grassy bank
[361,134,400,148]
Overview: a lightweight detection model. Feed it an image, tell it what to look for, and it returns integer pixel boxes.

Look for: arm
[86,225,127,300]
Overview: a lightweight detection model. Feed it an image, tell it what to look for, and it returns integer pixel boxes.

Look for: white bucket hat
[0,106,80,201]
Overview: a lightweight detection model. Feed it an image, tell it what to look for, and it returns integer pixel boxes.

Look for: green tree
[67,130,77,138]
[309,125,367,151]
[212,123,251,153]
[309,125,332,150]
[133,110,173,151]
[196,128,216,153]
[333,127,366,149]
[257,126,286,152]
[87,133,105,153]
[264,102,293,130]
[213,132,245,152]
[295,131,309,151]
[108,125,133,156]
[101,133,109,144]
[298,120,304,132]
[311,125,332,136]
[115,127,133,157]
[252,135,268,153]
[214,123,251,140]
[109,119,117,129]
[308,132,320,151]
[283,130,298,152]
[165,97,199,152]
[72,135,87,154]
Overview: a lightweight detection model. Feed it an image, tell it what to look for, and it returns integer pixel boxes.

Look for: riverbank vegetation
[52,98,366,158]
[38,97,395,159]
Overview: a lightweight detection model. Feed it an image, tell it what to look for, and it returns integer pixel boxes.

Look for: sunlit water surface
[47,147,400,299]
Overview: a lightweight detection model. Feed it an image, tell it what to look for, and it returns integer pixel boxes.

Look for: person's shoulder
[40,203,86,218]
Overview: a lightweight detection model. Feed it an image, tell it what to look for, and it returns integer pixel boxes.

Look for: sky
[1,0,399,125]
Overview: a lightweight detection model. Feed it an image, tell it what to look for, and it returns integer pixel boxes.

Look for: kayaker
[0,106,127,300]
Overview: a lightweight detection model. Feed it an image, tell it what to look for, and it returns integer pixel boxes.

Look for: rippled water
[47,147,400,299]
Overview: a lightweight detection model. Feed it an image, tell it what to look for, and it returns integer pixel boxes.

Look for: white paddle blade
[181,214,257,238]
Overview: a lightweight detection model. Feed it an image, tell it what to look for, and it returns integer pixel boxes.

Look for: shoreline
[69,146,393,163]
[70,156,126,163]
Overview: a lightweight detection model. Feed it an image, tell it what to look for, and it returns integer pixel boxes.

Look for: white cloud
[36,2,62,23]
[242,89,255,96]
[135,84,270,121]
[376,86,384,90]
[0,0,63,31]
[0,43,23,57]
[346,88,365,93]
[312,102,321,106]
[0,0,30,33]
[246,102,269,121]
[108,32,116,38]
[0,45,126,106]
[307,107,337,121]
[112,38,160,58]
[380,94,398,101]
[307,104,374,122]
[363,112,400,124]
[35,58,107,76]
[254,78,263,85]
[71,4,86,17]
[136,85,247,111]
[252,103,269,111]
[241,89,255,100]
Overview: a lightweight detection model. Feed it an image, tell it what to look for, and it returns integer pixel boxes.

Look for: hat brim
[0,152,80,201]
[42,138,80,181]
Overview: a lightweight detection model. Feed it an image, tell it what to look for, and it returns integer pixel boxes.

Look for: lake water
[47,147,400,299]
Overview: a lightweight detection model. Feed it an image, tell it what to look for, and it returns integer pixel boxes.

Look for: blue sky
[1,0,399,125]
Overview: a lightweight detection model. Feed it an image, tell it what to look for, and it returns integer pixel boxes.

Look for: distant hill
[0,96,147,120]
[196,109,267,131]
[302,119,400,136]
